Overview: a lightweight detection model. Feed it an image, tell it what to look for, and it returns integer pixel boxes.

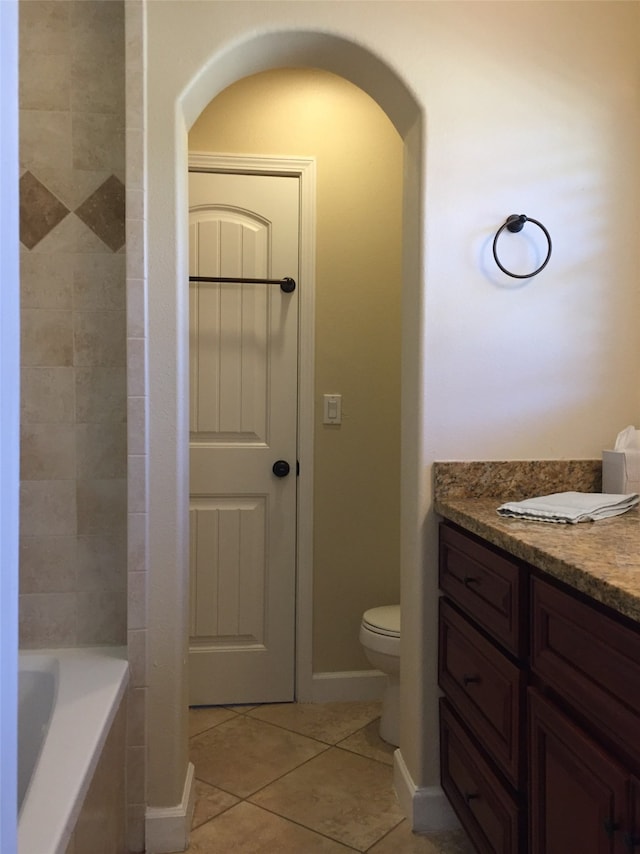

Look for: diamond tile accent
[20,171,70,249]
[75,174,125,251]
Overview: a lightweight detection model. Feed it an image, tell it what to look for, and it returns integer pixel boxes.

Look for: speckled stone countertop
[433,461,640,625]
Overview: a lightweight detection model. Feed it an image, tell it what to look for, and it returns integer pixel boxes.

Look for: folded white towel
[497,491,640,524]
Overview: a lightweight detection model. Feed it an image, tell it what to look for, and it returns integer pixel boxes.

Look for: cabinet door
[529,689,627,854]
[626,778,640,853]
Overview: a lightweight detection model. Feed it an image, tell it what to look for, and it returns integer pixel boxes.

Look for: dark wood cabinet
[529,688,628,854]
[438,520,640,854]
[438,523,527,853]
[440,699,523,854]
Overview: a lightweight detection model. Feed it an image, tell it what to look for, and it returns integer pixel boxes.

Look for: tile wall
[19,3,150,850]
[19,0,127,648]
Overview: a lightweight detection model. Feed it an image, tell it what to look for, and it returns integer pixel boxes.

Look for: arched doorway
[185,67,403,706]
[143,24,429,845]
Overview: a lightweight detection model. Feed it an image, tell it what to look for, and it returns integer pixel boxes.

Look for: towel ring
[492,214,552,279]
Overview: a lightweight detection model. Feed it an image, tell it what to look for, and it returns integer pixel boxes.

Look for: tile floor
[187,700,474,853]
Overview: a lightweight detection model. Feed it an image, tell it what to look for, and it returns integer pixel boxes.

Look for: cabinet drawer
[531,576,640,771]
[439,599,524,786]
[439,523,526,657]
[440,699,523,854]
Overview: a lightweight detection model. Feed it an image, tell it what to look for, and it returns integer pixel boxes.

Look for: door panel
[188,170,299,705]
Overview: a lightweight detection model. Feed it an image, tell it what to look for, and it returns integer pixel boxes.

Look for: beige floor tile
[247,701,382,744]
[226,704,260,713]
[189,705,238,738]
[189,715,328,798]
[187,801,356,853]
[249,746,404,851]
[191,779,239,829]
[337,719,395,766]
[369,821,474,854]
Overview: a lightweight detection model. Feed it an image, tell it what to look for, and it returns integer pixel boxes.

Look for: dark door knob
[272,460,290,478]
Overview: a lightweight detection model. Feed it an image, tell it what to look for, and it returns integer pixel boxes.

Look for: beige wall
[189,68,403,672]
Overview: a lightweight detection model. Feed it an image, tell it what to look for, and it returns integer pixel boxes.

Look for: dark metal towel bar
[189,275,296,293]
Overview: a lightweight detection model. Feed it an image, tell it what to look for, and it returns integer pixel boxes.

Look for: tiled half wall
[19,0,127,648]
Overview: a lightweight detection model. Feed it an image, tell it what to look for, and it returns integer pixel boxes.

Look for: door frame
[188,152,317,701]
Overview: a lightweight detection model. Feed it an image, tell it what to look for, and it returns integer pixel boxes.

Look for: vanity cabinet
[438,520,640,854]
[438,523,528,853]
[529,575,640,854]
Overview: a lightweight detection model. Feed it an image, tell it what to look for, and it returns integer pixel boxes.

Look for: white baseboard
[309,669,386,703]
[393,749,459,832]
[145,761,196,853]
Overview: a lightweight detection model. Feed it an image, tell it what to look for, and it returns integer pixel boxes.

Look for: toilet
[359,605,400,746]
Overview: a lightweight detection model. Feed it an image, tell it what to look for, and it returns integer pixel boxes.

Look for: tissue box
[602,449,640,494]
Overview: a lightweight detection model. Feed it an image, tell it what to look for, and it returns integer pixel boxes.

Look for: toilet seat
[362,605,400,638]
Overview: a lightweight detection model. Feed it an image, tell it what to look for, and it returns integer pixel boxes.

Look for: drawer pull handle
[604,819,621,838]
[464,791,479,804]
[463,576,479,587]
[463,674,481,686]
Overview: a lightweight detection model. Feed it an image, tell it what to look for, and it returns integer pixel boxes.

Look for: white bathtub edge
[18,647,129,854]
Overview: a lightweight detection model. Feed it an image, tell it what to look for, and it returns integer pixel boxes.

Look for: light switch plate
[323,394,342,424]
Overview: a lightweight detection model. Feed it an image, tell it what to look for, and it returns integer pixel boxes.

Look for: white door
[188,170,299,705]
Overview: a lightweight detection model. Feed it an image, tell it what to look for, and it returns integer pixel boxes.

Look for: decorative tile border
[20,169,125,252]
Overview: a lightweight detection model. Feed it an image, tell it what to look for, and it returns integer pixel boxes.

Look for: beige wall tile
[72,112,125,172]
[19,51,70,111]
[76,422,127,479]
[70,0,124,61]
[127,686,147,748]
[127,629,146,688]
[74,253,125,311]
[20,480,77,536]
[76,478,127,535]
[125,219,144,278]
[21,367,75,423]
[127,455,146,514]
[21,308,73,366]
[126,338,145,396]
[21,423,76,480]
[71,53,124,116]
[19,535,76,594]
[77,533,126,592]
[19,591,77,647]
[75,366,126,423]
[20,252,73,309]
[127,397,146,455]
[127,745,146,804]
[72,698,127,854]
[126,804,145,854]
[20,109,72,175]
[125,129,144,190]
[127,571,146,631]
[127,512,147,573]
[126,278,145,339]
[19,1,70,56]
[74,310,126,367]
[76,591,127,644]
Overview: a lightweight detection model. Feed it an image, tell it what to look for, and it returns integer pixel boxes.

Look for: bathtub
[18,647,128,854]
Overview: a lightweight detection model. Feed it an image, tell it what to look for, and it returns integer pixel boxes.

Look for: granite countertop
[434,496,640,625]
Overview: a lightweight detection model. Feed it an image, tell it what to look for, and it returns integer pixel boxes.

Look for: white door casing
[188,168,300,704]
